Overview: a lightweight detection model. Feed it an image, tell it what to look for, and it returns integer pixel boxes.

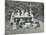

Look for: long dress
[10,12,14,24]
[30,11,34,21]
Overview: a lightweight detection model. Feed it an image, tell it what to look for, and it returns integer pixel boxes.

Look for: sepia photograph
[5,0,44,35]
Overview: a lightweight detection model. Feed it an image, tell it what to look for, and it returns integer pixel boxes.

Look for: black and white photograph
[5,0,44,35]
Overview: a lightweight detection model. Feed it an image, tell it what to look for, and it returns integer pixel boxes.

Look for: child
[29,8,34,21]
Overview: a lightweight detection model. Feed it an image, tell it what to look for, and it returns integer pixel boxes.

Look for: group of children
[8,8,34,30]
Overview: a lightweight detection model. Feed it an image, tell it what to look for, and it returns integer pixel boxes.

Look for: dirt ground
[5,16,44,35]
